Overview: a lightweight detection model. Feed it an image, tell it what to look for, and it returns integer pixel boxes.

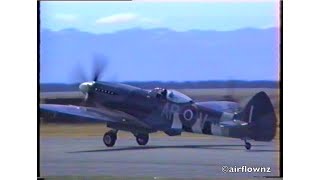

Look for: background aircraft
[40,61,277,150]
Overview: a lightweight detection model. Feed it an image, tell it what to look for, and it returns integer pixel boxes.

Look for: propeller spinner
[79,81,95,94]
[74,54,109,106]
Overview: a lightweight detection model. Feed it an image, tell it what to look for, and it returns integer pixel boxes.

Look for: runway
[40,136,280,178]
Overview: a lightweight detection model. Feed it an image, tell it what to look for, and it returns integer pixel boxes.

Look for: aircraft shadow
[68,144,277,153]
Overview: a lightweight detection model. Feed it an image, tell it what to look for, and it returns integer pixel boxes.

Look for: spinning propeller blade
[72,54,109,106]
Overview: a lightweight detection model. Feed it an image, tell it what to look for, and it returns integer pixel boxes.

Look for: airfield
[40,130,280,179]
[40,88,281,179]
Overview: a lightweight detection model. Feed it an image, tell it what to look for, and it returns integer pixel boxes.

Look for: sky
[40,1,279,33]
[40,1,280,83]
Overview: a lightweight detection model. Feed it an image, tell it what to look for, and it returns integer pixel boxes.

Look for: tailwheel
[135,133,149,146]
[245,142,251,150]
[243,138,251,150]
[103,130,117,147]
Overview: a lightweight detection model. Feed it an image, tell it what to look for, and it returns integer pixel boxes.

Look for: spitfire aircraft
[40,60,277,150]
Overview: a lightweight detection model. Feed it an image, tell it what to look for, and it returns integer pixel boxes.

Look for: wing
[196,101,240,113]
[40,104,152,129]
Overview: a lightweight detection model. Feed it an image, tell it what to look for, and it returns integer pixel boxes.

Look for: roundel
[179,105,198,127]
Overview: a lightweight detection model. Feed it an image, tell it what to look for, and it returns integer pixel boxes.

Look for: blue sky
[40,1,279,33]
[40,1,280,83]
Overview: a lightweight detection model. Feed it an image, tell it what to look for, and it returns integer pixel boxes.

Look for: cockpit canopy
[149,88,193,104]
[166,90,193,104]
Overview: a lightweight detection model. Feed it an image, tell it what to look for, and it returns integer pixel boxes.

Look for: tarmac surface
[40,136,280,178]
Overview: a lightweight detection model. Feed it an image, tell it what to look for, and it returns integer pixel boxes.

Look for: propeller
[71,54,109,106]
[72,54,109,83]
[91,54,109,82]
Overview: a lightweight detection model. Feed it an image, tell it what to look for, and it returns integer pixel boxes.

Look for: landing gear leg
[135,133,149,146]
[103,130,118,147]
[244,138,251,150]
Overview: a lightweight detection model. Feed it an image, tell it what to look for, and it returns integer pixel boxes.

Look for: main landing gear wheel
[103,130,117,147]
[135,134,149,146]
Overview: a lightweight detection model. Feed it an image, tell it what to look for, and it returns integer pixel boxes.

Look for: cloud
[54,14,77,22]
[95,13,161,26]
[95,13,138,25]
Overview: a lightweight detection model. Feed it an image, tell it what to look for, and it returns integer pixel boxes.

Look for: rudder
[240,91,277,141]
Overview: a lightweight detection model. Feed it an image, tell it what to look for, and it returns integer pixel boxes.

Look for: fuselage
[83,81,249,138]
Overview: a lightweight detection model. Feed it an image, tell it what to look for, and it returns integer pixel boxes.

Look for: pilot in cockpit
[151,87,167,100]
[150,88,193,104]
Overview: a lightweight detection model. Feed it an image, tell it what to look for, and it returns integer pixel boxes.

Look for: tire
[103,131,117,147]
[245,142,251,150]
[136,134,149,146]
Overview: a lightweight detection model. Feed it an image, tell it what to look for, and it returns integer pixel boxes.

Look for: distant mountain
[40,27,279,83]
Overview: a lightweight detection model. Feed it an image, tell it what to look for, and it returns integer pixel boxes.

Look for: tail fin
[240,91,277,141]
